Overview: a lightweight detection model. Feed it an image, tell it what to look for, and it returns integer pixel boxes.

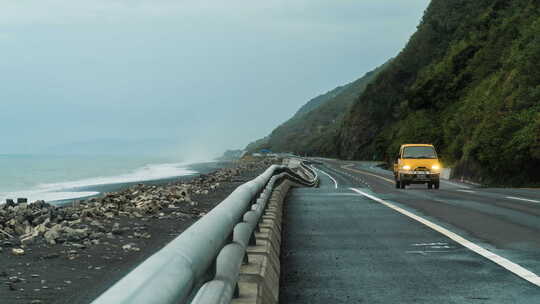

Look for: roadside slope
[336,0,540,185]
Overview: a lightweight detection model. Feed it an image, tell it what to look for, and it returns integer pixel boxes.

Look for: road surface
[280,159,540,303]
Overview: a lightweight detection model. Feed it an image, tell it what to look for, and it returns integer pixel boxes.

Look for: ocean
[0,154,213,204]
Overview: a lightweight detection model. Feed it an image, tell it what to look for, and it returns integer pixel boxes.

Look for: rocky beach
[0,157,278,304]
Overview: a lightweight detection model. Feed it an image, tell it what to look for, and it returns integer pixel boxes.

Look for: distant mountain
[246,62,388,155]
[292,85,349,119]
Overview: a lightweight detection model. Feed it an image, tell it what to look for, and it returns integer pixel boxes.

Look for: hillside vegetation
[334,0,540,186]
[247,63,387,155]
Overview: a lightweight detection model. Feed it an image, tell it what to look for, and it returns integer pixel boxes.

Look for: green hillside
[247,63,388,155]
[292,85,349,119]
[336,0,540,185]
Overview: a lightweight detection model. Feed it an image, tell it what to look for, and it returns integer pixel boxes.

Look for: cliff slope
[336,0,540,185]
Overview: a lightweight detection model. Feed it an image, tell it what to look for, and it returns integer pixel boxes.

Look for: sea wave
[0,162,198,204]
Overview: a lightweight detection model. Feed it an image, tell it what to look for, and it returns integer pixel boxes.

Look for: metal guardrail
[91,161,318,304]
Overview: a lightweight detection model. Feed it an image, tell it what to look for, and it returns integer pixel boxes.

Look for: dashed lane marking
[349,187,540,287]
[506,196,540,204]
[341,164,395,184]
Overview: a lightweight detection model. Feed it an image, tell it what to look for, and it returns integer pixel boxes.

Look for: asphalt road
[280,159,540,303]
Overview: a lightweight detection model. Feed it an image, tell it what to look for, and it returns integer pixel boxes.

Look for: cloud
[0,0,431,154]
[0,0,428,26]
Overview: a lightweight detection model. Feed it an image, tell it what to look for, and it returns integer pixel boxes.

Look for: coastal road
[280,159,540,303]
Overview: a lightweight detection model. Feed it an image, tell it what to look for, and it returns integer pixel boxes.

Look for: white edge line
[349,187,540,287]
[456,189,475,194]
[316,168,338,189]
[441,180,472,190]
[344,163,473,190]
[506,196,540,204]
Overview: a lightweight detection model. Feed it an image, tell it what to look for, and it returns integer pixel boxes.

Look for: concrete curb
[232,180,297,304]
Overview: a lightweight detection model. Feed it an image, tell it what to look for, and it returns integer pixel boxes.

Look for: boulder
[62,227,88,242]
[44,229,60,245]
[5,199,16,208]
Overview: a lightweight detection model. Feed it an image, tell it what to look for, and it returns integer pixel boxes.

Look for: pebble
[122,243,140,252]
[9,276,22,283]
[11,248,25,256]
[43,253,60,259]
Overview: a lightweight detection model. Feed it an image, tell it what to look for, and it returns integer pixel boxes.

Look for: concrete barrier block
[234,180,301,304]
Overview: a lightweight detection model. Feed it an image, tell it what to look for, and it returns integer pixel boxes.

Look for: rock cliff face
[335,0,540,185]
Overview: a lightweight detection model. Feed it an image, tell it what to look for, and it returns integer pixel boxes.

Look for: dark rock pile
[0,159,276,253]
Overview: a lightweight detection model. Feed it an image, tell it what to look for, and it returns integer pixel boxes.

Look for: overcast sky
[0,0,430,158]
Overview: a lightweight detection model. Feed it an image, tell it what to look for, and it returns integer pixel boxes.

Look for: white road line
[441,180,472,190]
[342,164,395,184]
[349,187,540,287]
[456,189,475,194]
[316,168,338,189]
[343,163,474,189]
[506,196,540,204]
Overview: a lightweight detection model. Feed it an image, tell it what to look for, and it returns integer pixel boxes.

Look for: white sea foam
[0,162,198,203]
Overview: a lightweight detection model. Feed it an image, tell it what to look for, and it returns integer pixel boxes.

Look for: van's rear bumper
[399,172,440,184]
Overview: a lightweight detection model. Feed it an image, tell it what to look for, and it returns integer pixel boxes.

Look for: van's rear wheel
[395,180,400,189]
[434,182,440,189]
[427,183,433,189]
[400,181,406,189]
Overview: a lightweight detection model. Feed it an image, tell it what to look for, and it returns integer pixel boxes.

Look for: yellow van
[393,144,441,189]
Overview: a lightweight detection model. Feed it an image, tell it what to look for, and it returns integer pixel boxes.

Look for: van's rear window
[403,146,437,159]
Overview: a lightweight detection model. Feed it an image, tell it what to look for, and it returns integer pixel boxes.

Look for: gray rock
[111,223,122,235]
[122,243,140,252]
[11,248,25,256]
[62,227,88,242]
[43,253,60,259]
[20,233,37,245]
[5,199,16,207]
[44,229,60,245]
[70,243,86,249]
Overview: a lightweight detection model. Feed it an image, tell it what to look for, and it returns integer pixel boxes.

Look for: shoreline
[0,157,277,304]
[2,160,236,207]
[51,161,236,206]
